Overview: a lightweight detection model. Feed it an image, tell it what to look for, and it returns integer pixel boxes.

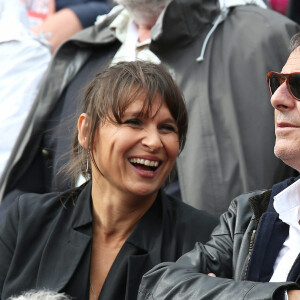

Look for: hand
[31,8,82,53]
[208,273,216,277]
[288,290,300,299]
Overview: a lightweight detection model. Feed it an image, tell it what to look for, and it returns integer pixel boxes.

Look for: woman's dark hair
[67,60,188,184]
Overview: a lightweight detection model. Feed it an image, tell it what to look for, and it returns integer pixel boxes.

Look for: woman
[0,61,218,299]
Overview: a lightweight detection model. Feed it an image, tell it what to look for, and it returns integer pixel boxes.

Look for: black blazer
[0,182,218,299]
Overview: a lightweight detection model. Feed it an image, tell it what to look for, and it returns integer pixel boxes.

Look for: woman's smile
[89,96,179,198]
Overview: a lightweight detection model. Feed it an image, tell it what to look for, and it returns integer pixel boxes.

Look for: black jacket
[0,182,218,299]
[138,181,300,299]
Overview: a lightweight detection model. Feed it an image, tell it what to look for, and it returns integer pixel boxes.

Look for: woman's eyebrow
[122,110,141,118]
[161,117,177,124]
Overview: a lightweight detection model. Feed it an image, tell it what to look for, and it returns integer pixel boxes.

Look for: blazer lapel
[124,194,164,299]
[125,253,152,300]
[36,183,93,291]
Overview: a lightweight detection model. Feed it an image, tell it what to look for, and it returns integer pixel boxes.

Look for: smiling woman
[0,61,218,300]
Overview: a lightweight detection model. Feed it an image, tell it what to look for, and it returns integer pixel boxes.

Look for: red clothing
[270,0,289,15]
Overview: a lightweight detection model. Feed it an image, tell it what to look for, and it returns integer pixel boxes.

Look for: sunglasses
[267,71,300,100]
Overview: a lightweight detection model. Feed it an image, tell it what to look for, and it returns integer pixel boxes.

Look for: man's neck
[137,24,152,42]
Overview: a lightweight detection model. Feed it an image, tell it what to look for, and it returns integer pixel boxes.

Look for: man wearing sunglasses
[138,33,300,300]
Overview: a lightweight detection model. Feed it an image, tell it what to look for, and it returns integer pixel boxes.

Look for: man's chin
[274,144,300,170]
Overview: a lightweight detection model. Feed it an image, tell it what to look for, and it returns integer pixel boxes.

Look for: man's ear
[78,113,90,149]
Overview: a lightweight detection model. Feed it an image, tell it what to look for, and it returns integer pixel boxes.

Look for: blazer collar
[125,191,166,299]
[126,190,163,253]
[70,181,93,229]
[37,185,165,297]
[248,176,300,225]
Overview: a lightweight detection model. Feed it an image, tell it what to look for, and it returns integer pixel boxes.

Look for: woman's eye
[123,119,142,126]
[160,124,177,133]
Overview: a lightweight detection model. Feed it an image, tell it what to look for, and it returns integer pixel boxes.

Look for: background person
[26,0,111,53]
[0,61,218,300]
[138,34,300,300]
[0,0,51,177]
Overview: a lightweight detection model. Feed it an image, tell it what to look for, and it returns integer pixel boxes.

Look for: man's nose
[270,81,296,111]
[142,129,163,152]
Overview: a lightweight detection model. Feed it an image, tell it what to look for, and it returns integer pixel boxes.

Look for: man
[138,33,300,299]
[0,0,298,218]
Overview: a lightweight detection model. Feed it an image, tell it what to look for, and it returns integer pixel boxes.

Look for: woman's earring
[86,150,90,174]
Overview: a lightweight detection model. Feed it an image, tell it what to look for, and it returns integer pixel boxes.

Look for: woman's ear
[78,113,90,149]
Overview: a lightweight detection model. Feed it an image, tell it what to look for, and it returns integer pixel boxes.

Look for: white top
[0,0,51,176]
[109,8,161,65]
[270,178,300,283]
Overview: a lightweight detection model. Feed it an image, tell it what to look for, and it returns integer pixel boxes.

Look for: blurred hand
[31,8,82,54]
[208,273,216,277]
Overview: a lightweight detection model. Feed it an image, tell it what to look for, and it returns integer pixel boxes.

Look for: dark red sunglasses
[267,71,300,100]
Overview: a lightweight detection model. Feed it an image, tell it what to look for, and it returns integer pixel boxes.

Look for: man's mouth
[277,122,299,128]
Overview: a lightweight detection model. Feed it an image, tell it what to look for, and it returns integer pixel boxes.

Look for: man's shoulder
[231,189,270,209]
[229,189,271,224]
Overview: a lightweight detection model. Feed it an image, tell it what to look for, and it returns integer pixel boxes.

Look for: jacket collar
[125,191,168,299]
[248,176,300,225]
[248,190,272,225]
[70,181,93,229]
[36,183,166,297]
[151,0,219,51]
[126,190,163,252]
[245,177,300,282]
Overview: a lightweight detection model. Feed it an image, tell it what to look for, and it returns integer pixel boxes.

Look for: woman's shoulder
[14,183,90,223]
[160,191,219,231]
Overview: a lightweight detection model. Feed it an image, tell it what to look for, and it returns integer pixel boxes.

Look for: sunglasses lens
[289,74,300,100]
[268,73,281,95]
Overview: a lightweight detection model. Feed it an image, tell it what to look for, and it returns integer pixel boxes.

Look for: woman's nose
[141,129,163,152]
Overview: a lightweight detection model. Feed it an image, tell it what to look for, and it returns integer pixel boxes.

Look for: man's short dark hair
[289,33,300,52]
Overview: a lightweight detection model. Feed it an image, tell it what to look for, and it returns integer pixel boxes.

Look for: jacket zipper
[242,229,257,280]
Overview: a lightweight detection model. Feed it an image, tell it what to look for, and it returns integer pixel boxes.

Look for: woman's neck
[91,185,157,241]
